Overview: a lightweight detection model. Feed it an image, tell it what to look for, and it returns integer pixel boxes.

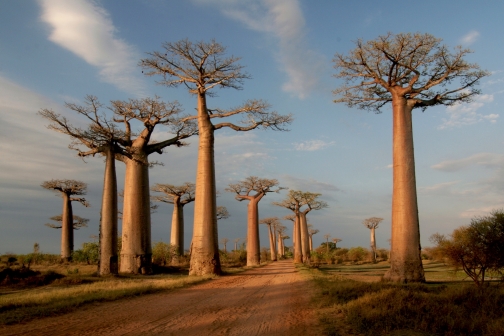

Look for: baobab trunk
[309,235,313,252]
[61,193,73,262]
[267,225,277,261]
[170,197,184,264]
[383,98,425,282]
[120,155,152,274]
[277,234,283,257]
[246,198,261,266]
[189,93,221,275]
[299,213,310,264]
[293,215,302,263]
[99,148,118,275]
[370,226,376,263]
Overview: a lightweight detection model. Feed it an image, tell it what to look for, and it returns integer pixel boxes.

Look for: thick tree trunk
[383,98,425,283]
[61,193,73,262]
[370,227,376,263]
[299,212,310,264]
[309,235,313,252]
[277,233,283,257]
[246,198,261,266]
[99,149,118,275]
[189,93,221,275]
[120,154,152,274]
[170,198,184,264]
[267,224,277,261]
[293,215,302,263]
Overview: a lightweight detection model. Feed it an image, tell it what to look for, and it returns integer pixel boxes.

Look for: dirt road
[1,260,319,335]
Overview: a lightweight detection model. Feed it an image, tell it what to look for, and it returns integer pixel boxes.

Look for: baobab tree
[323,234,331,256]
[151,182,195,262]
[259,217,280,261]
[220,238,229,253]
[363,217,384,263]
[226,177,283,266]
[45,214,89,230]
[332,238,342,249]
[276,224,287,257]
[113,97,196,274]
[274,192,305,264]
[141,39,292,275]
[298,192,328,263]
[216,205,230,221]
[39,96,124,275]
[333,32,488,282]
[41,179,89,261]
[308,227,319,252]
[233,238,241,252]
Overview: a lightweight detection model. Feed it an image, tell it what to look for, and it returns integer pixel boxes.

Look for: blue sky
[1,0,504,255]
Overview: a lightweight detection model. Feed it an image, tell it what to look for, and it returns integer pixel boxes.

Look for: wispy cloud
[438,94,498,129]
[37,0,145,95]
[460,30,480,45]
[431,153,504,172]
[460,205,504,218]
[281,175,340,193]
[193,0,325,99]
[294,139,335,151]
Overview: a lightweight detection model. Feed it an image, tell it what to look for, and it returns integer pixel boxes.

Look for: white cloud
[281,175,340,193]
[193,0,325,99]
[460,30,480,45]
[38,0,145,95]
[294,139,335,151]
[431,153,504,172]
[459,205,504,218]
[438,94,498,129]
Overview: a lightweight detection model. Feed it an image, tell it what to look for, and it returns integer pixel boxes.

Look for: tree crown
[151,182,196,205]
[333,32,489,112]
[45,214,89,230]
[363,217,384,229]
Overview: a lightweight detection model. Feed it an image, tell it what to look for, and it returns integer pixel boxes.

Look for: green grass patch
[308,264,504,335]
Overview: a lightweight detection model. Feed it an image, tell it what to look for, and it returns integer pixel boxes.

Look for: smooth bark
[170,197,184,262]
[190,93,221,275]
[299,211,310,263]
[99,147,118,275]
[61,193,73,262]
[120,154,152,274]
[384,98,424,282]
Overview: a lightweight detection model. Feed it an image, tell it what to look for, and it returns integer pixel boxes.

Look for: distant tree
[259,217,281,261]
[276,224,287,257]
[308,226,319,252]
[151,182,195,261]
[430,210,504,286]
[220,238,229,253]
[216,206,230,220]
[283,214,298,257]
[323,234,331,256]
[41,179,89,261]
[332,238,342,249]
[298,192,328,263]
[363,217,384,263]
[227,177,284,266]
[334,33,489,282]
[274,193,302,263]
[233,238,241,252]
[45,214,89,230]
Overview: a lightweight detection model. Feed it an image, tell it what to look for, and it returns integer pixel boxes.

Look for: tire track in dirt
[0,260,319,336]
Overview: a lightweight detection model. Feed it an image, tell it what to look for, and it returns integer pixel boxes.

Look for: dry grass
[0,271,215,325]
[305,261,504,336]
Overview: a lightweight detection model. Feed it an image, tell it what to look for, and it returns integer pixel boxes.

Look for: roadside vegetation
[307,261,504,335]
[0,241,252,325]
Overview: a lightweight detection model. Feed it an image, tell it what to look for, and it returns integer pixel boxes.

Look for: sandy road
[1,260,319,336]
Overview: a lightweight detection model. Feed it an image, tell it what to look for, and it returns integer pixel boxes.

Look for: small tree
[227,177,283,266]
[220,238,229,253]
[363,217,384,263]
[151,182,195,262]
[41,179,89,261]
[324,234,331,256]
[332,238,342,249]
[430,210,504,286]
[334,33,489,282]
[308,227,319,252]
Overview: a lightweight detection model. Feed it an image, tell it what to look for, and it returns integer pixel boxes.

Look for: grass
[0,260,258,326]
[305,261,504,336]
[0,272,215,325]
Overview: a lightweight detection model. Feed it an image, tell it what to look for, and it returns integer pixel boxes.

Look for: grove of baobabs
[3,18,504,335]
